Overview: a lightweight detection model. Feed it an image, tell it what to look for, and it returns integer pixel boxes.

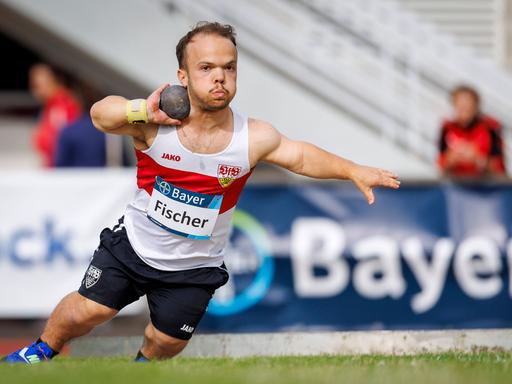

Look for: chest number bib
[147,176,223,240]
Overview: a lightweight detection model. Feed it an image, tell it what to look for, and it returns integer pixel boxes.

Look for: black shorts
[78,219,229,340]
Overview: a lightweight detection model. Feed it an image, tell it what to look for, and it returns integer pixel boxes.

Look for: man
[3,22,399,363]
[29,63,81,167]
[437,85,506,178]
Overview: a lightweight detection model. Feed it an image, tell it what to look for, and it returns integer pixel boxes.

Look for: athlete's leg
[139,322,189,360]
[3,221,142,364]
[136,267,229,361]
[41,291,118,351]
[2,291,118,364]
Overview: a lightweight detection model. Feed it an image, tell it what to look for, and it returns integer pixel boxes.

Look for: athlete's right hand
[146,84,182,126]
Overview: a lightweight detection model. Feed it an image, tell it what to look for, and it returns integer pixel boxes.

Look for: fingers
[146,83,182,126]
[147,83,170,105]
[156,83,171,93]
[379,169,400,189]
[146,88,163,121]
[382,170,399,179]
[153,110,182,126]
[384,177,401,189]
[365,188,375,205]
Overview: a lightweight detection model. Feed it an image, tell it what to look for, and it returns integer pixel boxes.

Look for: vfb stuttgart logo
[217,164,241,188]
[85,265,102,289]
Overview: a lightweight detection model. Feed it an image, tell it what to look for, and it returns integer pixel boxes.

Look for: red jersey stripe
[135,149,252,214]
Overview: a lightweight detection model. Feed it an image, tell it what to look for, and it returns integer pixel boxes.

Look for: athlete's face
[178,34,237,112]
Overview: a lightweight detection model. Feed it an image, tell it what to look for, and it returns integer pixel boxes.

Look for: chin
[203,99,231,111]
[204,104,229,112]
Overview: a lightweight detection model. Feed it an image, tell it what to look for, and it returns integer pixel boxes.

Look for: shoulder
[248,118,280,140]
[479,114,501,130]
[54,89,81,111]
[60,115,89,135]
[67,114,89,127]
[248,117,273,130]
[441,118,456,130]
[438,120,454,142]
[247,118,282,164]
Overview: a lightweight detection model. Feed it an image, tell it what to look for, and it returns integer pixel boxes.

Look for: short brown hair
[451,84,480,105]
[176,21,237,69]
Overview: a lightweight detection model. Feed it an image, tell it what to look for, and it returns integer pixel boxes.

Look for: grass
[1,353,512,384]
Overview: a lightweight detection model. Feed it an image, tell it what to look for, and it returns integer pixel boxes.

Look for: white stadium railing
[168,0,512,170]
[397,0,506,63]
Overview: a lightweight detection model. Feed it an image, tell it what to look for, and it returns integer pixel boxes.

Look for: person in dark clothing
[55,114,106,167]
[437,85,506,178]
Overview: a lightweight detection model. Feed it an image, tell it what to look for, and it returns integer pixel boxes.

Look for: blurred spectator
[55,83,107,167]
[437,85,506,178]
[55,114,106,167]
[29,63,81,167]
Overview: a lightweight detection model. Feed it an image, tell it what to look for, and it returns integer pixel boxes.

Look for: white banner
[0,170,145,317]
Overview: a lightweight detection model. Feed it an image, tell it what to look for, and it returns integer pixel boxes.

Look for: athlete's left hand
[349,164,400,205]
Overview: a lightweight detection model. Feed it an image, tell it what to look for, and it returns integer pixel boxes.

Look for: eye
[225,64,236,71]
[200,65,211,71]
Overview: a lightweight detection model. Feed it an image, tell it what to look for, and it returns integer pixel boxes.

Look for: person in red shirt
[29,63,81,167]
[437,85,506,178]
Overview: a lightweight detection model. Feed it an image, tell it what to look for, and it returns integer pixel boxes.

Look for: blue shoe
[134,350,150,362]
[2,341,55,364]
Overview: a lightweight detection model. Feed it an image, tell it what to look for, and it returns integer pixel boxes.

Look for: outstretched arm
[251,120,400,204]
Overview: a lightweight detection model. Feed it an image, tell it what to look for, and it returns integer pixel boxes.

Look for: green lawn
[1,353,511,384]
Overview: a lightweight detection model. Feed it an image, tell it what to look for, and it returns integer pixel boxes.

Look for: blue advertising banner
[202,183,512,331]
[1,171,511,327]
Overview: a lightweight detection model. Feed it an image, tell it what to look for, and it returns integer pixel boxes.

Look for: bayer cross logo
[159,180,171,195]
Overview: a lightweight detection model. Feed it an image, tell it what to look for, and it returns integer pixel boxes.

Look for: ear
[177,68,188,88]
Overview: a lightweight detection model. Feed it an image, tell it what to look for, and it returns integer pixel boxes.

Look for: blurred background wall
[1,0,512,177]
[506,0,512,69]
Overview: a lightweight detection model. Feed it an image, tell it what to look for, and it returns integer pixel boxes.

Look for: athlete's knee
[70,292,117,325]
[144,323,188,358]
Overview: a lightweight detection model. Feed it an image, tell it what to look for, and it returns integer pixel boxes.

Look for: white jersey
[124,109,252,271]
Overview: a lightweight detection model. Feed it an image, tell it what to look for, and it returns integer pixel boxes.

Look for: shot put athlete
[2,22,400,363]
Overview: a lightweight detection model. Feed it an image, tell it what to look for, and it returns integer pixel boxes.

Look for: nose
[213,67,225,84]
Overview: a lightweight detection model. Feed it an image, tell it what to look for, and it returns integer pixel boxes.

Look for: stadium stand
[1,0,510,176]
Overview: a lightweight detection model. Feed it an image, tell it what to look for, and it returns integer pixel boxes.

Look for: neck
[186,106,231,131]
[43,85,65,102]
[459,114,479,129]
